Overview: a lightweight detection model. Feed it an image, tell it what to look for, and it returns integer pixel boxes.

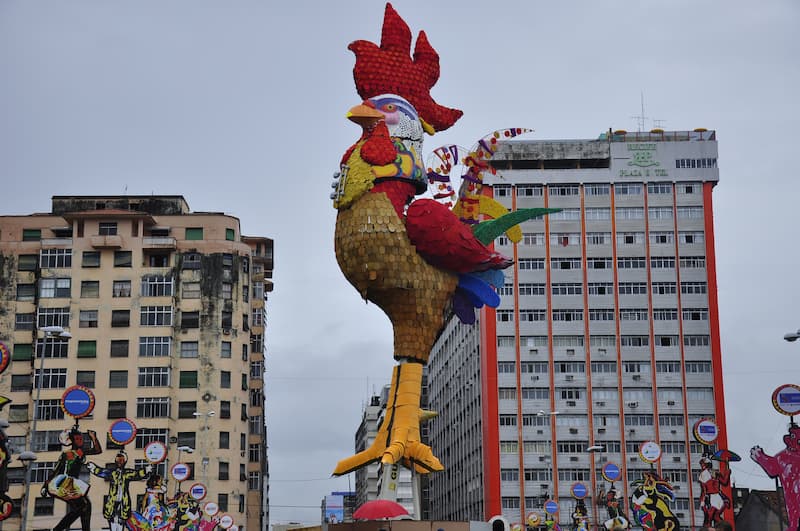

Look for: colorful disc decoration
[60,385,95,419]
[204,501,220,517]
[692,418,719,445]
[510,523,522,531]
[772,384,800,416]
[526,512,541,526]
[189,483,207,501]
[544,500,559,515]
[0,342,11,375]
[571,482,588,499]
[639,441,662,463]
[601,462,621,483]
[109,418,137,446]
[219,514,234,529]
[144,441,168,464]
[171,463,191,482]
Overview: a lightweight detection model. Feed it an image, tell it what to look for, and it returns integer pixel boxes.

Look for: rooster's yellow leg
[333,362,441,476]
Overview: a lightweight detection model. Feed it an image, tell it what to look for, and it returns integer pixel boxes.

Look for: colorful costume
[752,425,800,531]
[88,451,150,531]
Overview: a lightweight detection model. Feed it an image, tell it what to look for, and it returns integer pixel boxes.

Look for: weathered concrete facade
[0,195,272,531]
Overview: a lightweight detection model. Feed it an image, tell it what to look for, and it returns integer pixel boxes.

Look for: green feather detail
[472,208,562,245]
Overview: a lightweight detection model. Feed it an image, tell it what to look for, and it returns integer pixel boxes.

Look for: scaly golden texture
[334,192,457,363]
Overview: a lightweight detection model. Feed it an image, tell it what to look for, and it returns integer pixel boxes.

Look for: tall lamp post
[193,410,215,485]
[587,444,605,529]
[20,326,71,531]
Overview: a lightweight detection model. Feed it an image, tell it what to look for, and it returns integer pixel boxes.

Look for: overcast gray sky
[2,0,799,526]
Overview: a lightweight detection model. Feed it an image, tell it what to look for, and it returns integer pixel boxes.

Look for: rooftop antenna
[652,118,667,130]
[631,91,648,132]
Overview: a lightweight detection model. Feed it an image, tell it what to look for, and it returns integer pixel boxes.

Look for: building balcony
[143,236,177,249]
[41,238,73,247]
[90,235,123,249]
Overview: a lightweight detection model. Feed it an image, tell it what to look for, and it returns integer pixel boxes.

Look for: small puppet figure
[127,473,175,531]
[41,428,102,531]
[88,450,151,531]
[629,471,680,531]
[698,456,732,528]
[752,424,800,531]
[572,499,588,530]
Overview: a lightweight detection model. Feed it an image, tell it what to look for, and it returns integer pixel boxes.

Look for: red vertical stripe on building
[702,182,734,526]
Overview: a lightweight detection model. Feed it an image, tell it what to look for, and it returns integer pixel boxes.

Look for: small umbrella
[711,449,742,463]
[353,500,409,520]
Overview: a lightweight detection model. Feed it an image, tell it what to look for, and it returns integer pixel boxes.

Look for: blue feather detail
[458,274,501,308]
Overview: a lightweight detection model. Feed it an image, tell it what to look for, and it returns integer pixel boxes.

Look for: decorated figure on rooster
[331,2,556,480]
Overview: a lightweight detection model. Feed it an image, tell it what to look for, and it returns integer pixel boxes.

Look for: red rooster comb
[348,3,463,133]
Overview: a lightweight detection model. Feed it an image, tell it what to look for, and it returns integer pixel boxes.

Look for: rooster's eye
[383,104,396,112]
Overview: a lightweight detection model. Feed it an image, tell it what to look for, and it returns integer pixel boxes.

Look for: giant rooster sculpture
[331,3,556,477]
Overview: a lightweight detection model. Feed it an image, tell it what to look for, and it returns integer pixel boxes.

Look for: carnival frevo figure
[0,419,12,521]
[630,471,680,531]
[752,424,800,531]
[88,450,151,531]
[698,456,731,528]
[41,428,102,531]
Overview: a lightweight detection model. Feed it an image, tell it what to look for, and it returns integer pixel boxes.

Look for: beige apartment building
[0,195,272,530]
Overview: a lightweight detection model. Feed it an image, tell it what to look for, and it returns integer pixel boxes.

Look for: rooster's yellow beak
[347,103,384,126]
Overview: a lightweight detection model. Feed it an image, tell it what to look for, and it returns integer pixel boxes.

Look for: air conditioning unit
[566,349,575,356]
[595,401,606,407]
[569,428,578,434]
[599,456,607,463]
[565,375,574,382]
[667,400,676,406]
[531,375,539,381]
[626,401,639,408]
[676,513,685,519]
[671,429,677,434]
[223,328,231,335]
[530,349,539,355]
[630,456,638,462]
[673,456,681,462]
[537,429,544,435]
[570,456,578,462]
[632,375,641,381]
[674,485,681,491]
[241,451,246,457]
[597,428,606,434]
[539,456,547,462]
[567,400,576,407]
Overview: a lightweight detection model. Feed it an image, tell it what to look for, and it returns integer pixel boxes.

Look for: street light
[784,329,800,342]
[20,326,70,531]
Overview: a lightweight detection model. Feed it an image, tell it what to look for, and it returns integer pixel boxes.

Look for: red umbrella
[353,500,409,520]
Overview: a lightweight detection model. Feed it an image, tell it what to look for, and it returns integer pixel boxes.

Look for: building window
[218,493,228,512]
[222,282,232,300]
[217,461,229,481]
[249,415,263,435]
[219,431,230,449]
[15,313,35,330]
[182,282,201,298]
[181,311,200,329]
[185,227,204,240]
[11,374,32,392]
[137,397,170,418]
[111,310,130,327]
[552,309,583,322]
[518,258,545,270]
[677,206,704,219]
[22,228,42,241]
[114,251,132,267]
[112,280,131,297]
[82,251,101,267]
[147,252,170,267]
[80,280,100,298]
[182,252,201,270]
[618,282,647,295]
[178,401,197,419]
[651,257,676,269]
[139,337,170,357]
[76,341,96,358]
[648,206,674,220]
[220,371,231,389]
[587,232,612,245]
[180,342,199,358]
[649,231,674,244]
[615,183,642,195]
[141,275,173,297]
[16,283,35,301]
[679,231,705,244]
[109,371,128,388]
[682,308,708,321]
[138,367,170,387]
[615,207,644,219]
[35,399,65,421]
[220,401,231,419]
[34,497,55,516]
[179,371,198,389]
[106,339,128,358]
[222,311,233,329]
[40,249,72,268]
[39,278,71,298]
[99,222,118,235]
[79,310,98,328]
[135,428,168,449]
[9,405,29,422]
[221,342,232,359]
[684,335,710,347]
[141,306,172,326]
[647,182,672,194]
[226,228,235,241]
[76,371,95,388]
[37,308,69,328]
[12,343,33,361]
[617,257,646,269]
